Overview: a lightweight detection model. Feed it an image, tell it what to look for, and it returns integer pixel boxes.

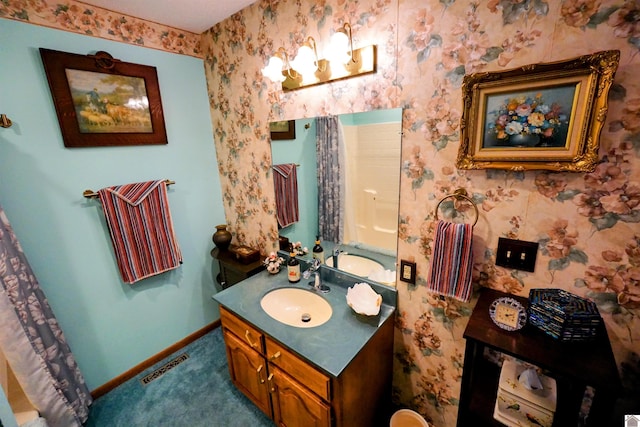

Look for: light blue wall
[0,20,224,389]
[0,387,18,427]
[270,119,318,249]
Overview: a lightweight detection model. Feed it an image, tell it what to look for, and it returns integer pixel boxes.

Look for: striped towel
[272,164,299,228]
[98,180,182,284]
[426,220,474,302]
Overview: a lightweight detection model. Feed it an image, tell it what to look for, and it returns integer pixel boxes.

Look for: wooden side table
[211,247,265,289]
[457,287,621,427]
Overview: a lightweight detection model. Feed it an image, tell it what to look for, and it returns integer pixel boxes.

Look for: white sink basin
[325,254,384,278]
[260,288,332,328]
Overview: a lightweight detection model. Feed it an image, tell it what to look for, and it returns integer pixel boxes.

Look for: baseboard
[91,320,221,399]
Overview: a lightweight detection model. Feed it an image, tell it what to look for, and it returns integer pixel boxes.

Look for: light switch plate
[400,260,416,284]
[495,237,538,272]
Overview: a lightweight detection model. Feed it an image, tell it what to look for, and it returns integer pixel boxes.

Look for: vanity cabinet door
[223,330,272,417]
[269,365,332,427]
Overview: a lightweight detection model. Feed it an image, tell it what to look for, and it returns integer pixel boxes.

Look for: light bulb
[326,31,351,64]
[291,45,317,77]
[261,56,285,82]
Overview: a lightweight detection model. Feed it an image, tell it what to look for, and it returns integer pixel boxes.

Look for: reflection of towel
[426,220,474,302]
[98,180,182,284]
[272,164,299,228]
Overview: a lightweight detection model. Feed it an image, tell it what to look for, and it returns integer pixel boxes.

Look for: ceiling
[79,0,256,33]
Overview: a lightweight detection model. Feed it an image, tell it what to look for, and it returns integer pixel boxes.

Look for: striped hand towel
[426,220,474,302]
[272,164,299,228]
[98,180,182,284]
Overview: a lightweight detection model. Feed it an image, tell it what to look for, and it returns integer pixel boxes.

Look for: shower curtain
[0,204,91,426]
[316,116,345,244]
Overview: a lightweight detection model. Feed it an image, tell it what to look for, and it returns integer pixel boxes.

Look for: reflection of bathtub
[342,121,400,254]
[325,253,384,277]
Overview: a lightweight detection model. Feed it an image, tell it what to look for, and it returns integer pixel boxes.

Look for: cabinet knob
[256,364,265,384]
[269,351,281,361]
[267,373,275,393]
[244,330,258,348]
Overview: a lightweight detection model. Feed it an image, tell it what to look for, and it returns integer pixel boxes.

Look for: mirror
[270,108,402,281]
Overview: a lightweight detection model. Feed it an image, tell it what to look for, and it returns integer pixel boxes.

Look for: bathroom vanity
[214,266,397,427]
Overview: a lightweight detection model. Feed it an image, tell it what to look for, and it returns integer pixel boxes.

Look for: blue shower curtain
[316,116,344,244]
[0,204,91,426]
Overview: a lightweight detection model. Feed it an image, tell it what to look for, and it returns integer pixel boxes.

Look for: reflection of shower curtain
[0,204,92,426]
[316,116,345,243]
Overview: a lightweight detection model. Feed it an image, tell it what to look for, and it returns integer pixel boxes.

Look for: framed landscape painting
[40,48,167,147]
[456,50,620,172]
[269,120,296,140]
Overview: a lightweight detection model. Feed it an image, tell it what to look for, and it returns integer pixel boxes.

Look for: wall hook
[0,114,12,128]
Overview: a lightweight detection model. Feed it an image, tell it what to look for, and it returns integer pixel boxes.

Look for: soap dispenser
[312,236,325,263]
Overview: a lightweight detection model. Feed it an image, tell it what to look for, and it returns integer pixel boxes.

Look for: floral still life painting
[484,87,575,149]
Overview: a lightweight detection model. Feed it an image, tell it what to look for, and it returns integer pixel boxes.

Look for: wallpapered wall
[203,0,640,424]
[0,0,201,57]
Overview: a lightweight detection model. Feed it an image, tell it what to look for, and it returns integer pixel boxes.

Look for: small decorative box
[278,235,290,251]
[494,360,557,427]
[528,289,602,342]
[229,244,260,264]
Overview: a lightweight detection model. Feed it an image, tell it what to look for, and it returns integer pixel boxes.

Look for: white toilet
[390,409,429,427]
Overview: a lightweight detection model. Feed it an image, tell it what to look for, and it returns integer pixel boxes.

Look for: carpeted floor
[85,327,275,427]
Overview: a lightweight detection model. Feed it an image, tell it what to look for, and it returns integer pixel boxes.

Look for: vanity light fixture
[261,24,376,91]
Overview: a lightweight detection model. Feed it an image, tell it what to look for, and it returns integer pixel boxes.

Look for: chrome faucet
[332,246,341,269]
[303,258,330,293]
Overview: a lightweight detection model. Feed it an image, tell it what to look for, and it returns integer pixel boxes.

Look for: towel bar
[435,188,479,227]
[271,164,300,168]
[82,179,175,199]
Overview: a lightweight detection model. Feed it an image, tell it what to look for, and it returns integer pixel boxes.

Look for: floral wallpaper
[202,0,640,424]
[0,0,202,57]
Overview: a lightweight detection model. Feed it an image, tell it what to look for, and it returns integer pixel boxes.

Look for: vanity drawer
[266,337,331,401]
[220,306,265,354]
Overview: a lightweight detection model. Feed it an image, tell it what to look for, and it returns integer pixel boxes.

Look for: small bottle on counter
[287,251,301,283]
[312,236,324,263]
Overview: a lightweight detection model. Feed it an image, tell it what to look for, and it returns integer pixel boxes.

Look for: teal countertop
[213,265,397,378]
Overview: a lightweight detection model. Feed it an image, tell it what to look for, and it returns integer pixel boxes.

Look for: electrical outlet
[495,237,538,272]
[400,260,416,284]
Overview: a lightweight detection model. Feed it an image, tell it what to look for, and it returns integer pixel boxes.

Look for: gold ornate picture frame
[456,50,620,172]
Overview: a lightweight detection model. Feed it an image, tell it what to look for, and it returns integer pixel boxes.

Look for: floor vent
[140,353,189,385]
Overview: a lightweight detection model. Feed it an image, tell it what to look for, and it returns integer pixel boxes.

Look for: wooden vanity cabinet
[223,330,272,416]
[219,305,394,427]
[220,306,332,426]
